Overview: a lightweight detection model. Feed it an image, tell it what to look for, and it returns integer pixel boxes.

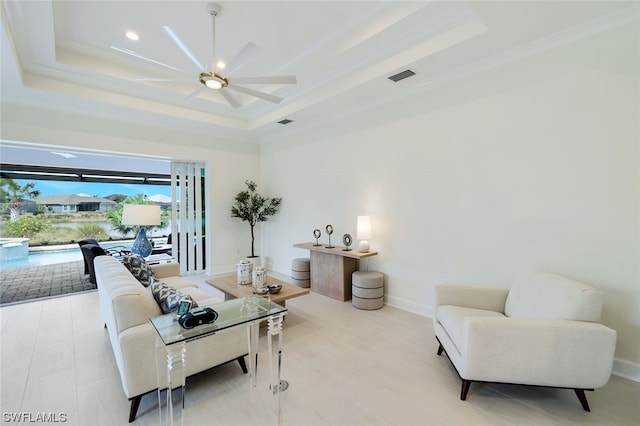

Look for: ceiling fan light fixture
[205,79,222,89]
[199,72,227,90]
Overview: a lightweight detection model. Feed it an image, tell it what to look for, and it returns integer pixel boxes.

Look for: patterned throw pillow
[151,281,198,314]
[121,254,155,287]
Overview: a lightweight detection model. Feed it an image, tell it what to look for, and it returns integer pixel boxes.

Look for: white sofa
[433,271,617,411]
[94,256,248,422]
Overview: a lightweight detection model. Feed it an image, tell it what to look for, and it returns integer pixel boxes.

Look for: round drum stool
[291,258,310,288]
[352,271,384,310]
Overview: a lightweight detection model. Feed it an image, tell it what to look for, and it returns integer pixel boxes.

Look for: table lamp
[357,215,372,253]
[121,204,161,257]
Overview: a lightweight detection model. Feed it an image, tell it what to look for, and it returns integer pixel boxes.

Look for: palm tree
[106,193,168,237]
[0,178,41,221]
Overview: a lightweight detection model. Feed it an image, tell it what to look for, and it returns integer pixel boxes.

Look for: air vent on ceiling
[277,119,293,125]
[388,69,416,83]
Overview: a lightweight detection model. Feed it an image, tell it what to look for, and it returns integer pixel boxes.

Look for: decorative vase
[246,256,261,270]
[237,259,253,285]
[252,267,267,294]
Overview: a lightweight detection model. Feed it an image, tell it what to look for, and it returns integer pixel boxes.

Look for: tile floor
[1,274,638,426]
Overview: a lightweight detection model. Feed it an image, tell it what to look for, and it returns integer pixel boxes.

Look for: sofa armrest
[462,317,617,388]
[151,262,180,279]
[435,284,509,313]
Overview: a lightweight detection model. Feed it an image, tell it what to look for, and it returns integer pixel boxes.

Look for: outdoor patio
[0,260,93,305]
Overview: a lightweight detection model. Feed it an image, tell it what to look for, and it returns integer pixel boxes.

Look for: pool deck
[0,260,94,306]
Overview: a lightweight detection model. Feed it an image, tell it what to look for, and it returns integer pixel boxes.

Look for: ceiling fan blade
[135,77,193,82]
[162,26,205,72]
[110,46,190,74]
[226,84,283,104]
[219,89,242,109]
[224,42,262,75]
[227,76,297,85]
[184,86,207,100]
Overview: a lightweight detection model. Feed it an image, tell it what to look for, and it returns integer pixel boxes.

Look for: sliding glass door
[171,162,207,274]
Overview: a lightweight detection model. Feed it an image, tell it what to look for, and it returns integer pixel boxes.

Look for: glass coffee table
[151,296,287,425]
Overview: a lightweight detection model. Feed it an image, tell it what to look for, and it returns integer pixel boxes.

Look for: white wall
[0,104,261,273]
[260,22,639,376]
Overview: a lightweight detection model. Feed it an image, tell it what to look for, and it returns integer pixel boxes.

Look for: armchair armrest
[435,284,509,313]
[462,317,617,388]
[151,262,180,279]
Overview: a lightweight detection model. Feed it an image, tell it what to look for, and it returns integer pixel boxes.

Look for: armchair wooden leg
[437,343,444,356]
[460,380,472,400]
[573,389,591,412]
[237,356,248,374]
[128,395,142,422]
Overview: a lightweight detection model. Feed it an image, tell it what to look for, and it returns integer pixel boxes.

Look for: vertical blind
[171,161,206,275]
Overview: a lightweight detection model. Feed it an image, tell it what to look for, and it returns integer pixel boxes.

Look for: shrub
[75,222,108,240]
[29,227,73,247]
[4,215,50,238]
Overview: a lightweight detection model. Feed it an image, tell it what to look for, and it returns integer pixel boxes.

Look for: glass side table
[150,296,287,425]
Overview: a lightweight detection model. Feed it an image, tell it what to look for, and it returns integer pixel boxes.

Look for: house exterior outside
[35,194,117,213]
[0,199,36,215]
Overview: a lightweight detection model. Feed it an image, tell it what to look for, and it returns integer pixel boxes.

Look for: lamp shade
[357,216,372,240]
[121,204,161,226]
[357,215,372,253]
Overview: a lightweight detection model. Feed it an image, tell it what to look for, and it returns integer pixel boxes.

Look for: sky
[17,179,171,199]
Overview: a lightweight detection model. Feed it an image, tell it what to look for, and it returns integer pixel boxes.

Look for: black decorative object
[313,229,322,246]
[342,234,353,251]
[178,307,218,329]
[325,224,335,248]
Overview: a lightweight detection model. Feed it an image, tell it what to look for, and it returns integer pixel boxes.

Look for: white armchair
[432,271,617,411]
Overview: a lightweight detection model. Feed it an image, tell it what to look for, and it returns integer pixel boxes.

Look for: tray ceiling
[1,1,636,142]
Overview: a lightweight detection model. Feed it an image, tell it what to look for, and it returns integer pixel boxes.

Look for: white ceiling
[1,1,637,143]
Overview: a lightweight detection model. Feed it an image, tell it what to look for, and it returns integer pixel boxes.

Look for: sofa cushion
[122,254,155,287]
[151,281,199,314]
[505,272,603,322]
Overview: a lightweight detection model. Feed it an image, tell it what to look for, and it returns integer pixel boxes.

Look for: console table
[293,242,378,301]
[151,296,287,425]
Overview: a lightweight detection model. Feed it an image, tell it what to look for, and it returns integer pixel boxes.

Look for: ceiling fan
[111,2,296,108]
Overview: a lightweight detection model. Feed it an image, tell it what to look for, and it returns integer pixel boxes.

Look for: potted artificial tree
[231,180,282,267]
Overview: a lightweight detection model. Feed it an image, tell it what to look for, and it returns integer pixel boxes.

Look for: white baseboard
[612,358,640,382]
[383,295,640,383]
[384,294,434,318]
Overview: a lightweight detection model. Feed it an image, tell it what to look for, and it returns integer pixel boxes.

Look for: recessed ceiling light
[216,61,226,70]
[125,31,139,41]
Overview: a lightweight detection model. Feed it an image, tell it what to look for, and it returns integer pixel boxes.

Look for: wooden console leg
[574,389,591,412]
[460,380,472,400]
[128,395,142,423]
[437,343,444,356]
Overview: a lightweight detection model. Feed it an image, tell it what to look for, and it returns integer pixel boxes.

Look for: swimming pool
[0,241,136,270]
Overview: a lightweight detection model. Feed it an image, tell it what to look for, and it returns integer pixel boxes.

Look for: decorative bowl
[252,287,269,295]
[267,284,282,294]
